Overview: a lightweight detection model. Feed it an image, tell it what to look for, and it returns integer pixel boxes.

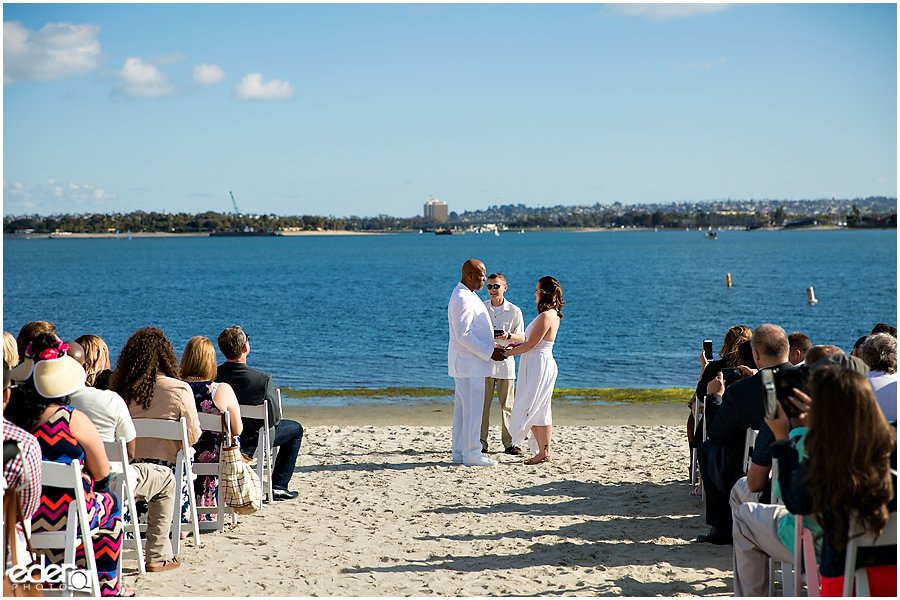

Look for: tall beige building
[424,198,448,223]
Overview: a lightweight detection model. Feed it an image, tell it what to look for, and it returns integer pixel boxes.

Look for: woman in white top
[503,276,564,465]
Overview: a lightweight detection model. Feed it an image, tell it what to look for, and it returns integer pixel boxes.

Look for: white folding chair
[842,510,897,596]
[102,438,146,579]
[743,428,758,475]
[194,411,237,531]
[131,417,201,554]
[29,460,102,597]
[240,400,275,503]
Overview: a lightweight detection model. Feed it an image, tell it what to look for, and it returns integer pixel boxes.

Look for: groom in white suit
[448,259,506,467]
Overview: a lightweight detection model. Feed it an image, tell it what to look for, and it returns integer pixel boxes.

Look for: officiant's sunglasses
[486,284,503,290]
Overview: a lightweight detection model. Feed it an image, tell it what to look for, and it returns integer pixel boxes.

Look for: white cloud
[598,3,730,22]
[114,56,177,98]
[234,72,294,100]
[193,63,225,85]
[3,20,102,85]
[3,179,117,214]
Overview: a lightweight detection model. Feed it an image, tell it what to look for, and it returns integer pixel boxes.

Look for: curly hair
[4,333,70,431]
[76,334,110,387]
[111,327,180,410]
[720,325,752,368]
[860,333,897,374]
[804,367,894,552]
[536,276,565,318]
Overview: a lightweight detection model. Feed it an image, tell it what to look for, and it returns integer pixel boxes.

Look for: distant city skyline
[3,3,897,218]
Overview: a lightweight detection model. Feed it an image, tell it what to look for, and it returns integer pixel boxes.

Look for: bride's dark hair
[537,276,565,318]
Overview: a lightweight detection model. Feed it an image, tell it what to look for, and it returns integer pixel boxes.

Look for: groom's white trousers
[453,377,486,461]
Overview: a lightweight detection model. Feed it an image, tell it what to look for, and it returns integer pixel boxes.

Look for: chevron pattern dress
[31,406,124,597]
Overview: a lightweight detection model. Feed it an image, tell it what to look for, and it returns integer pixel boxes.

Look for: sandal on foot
[524,455,553,465]
[117,587,136,597]
[146,557,181,572]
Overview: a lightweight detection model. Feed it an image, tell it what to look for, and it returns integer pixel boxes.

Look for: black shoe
[272,488,299,500]
[481,441,489,453]
[695,527,733,545]
[504,446,523,456]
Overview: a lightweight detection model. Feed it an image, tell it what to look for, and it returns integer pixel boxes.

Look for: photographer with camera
[732,354,894,596]
[695,324,797,545]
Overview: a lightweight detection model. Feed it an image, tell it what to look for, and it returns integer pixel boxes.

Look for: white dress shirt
[484,298,524,379]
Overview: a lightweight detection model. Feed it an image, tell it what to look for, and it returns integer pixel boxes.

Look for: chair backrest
[743,428,758,474]
[132,417,189,445]
[32,459,102,597]
[843,510,898,596]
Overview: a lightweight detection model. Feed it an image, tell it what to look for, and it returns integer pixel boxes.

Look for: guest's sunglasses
[486,284,503,290]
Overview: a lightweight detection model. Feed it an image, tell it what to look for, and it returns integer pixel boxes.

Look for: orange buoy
[727,273,732,288]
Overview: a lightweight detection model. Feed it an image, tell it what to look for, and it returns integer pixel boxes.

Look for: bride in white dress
[502,276,564,465]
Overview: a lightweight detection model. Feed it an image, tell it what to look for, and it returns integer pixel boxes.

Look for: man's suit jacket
[705,362,797,490]
[447,282,495,379]
[216,361,281,450]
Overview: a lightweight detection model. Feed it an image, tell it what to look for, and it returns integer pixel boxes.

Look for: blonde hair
[180,336,217,381]
[3,331,19,368]
[76,334,110,387]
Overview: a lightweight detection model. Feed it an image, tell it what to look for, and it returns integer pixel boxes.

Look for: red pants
[820,564,897,597]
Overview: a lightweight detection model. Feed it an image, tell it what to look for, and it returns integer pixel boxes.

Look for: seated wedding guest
[731,355,876,596]
[729,348,850,520]
[4,334,130,597]
[771,366,896,596]
[68,351,181,573]
[180,336,243,512]
[4,331,20,368]
[689,325,752,448]
[788,331,811,365]
[15,320,56,364]
[112,327,201,523]
[3,360,42,523]
[216,325,302,500]
[696,323,795,545]
[77,334,113,390]
[860,333,898,422]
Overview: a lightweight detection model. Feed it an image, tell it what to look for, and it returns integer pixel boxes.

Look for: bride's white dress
[509,316,558,454]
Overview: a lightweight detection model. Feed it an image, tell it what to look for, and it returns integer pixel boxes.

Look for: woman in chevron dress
[5,334,129,597]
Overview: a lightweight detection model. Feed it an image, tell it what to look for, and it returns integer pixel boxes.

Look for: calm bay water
[2,230,896,395]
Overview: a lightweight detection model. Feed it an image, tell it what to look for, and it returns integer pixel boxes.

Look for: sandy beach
[126,401,733,597]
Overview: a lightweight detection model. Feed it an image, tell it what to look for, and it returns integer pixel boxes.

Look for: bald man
[448,259,505,467]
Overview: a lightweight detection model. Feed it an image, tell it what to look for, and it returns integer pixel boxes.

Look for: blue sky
[3,3,897,218]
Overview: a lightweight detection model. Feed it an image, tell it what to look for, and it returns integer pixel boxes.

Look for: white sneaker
[463,455,498,467]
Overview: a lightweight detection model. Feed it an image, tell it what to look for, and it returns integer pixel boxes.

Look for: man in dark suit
[216,325,303,501]
[696,323,796,544]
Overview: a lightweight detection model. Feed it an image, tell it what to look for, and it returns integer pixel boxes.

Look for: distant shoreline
[3,224,874,239]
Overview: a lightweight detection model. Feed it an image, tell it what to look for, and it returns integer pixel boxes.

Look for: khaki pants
[482,377,515,451]
[730,476,762,513]
[732,502,793,596]
[130,463,177,563]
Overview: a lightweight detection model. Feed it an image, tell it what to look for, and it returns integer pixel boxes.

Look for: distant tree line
[4,197,896,234]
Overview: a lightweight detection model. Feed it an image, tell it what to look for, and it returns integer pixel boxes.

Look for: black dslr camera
[762,365,808,419]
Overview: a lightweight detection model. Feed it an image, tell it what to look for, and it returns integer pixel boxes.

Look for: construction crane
[229,191,241,215]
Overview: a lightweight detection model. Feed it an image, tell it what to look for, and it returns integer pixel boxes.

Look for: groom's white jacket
[447,282,495,378]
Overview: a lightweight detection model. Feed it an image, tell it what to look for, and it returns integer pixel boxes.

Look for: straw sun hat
[11,354,86,398]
